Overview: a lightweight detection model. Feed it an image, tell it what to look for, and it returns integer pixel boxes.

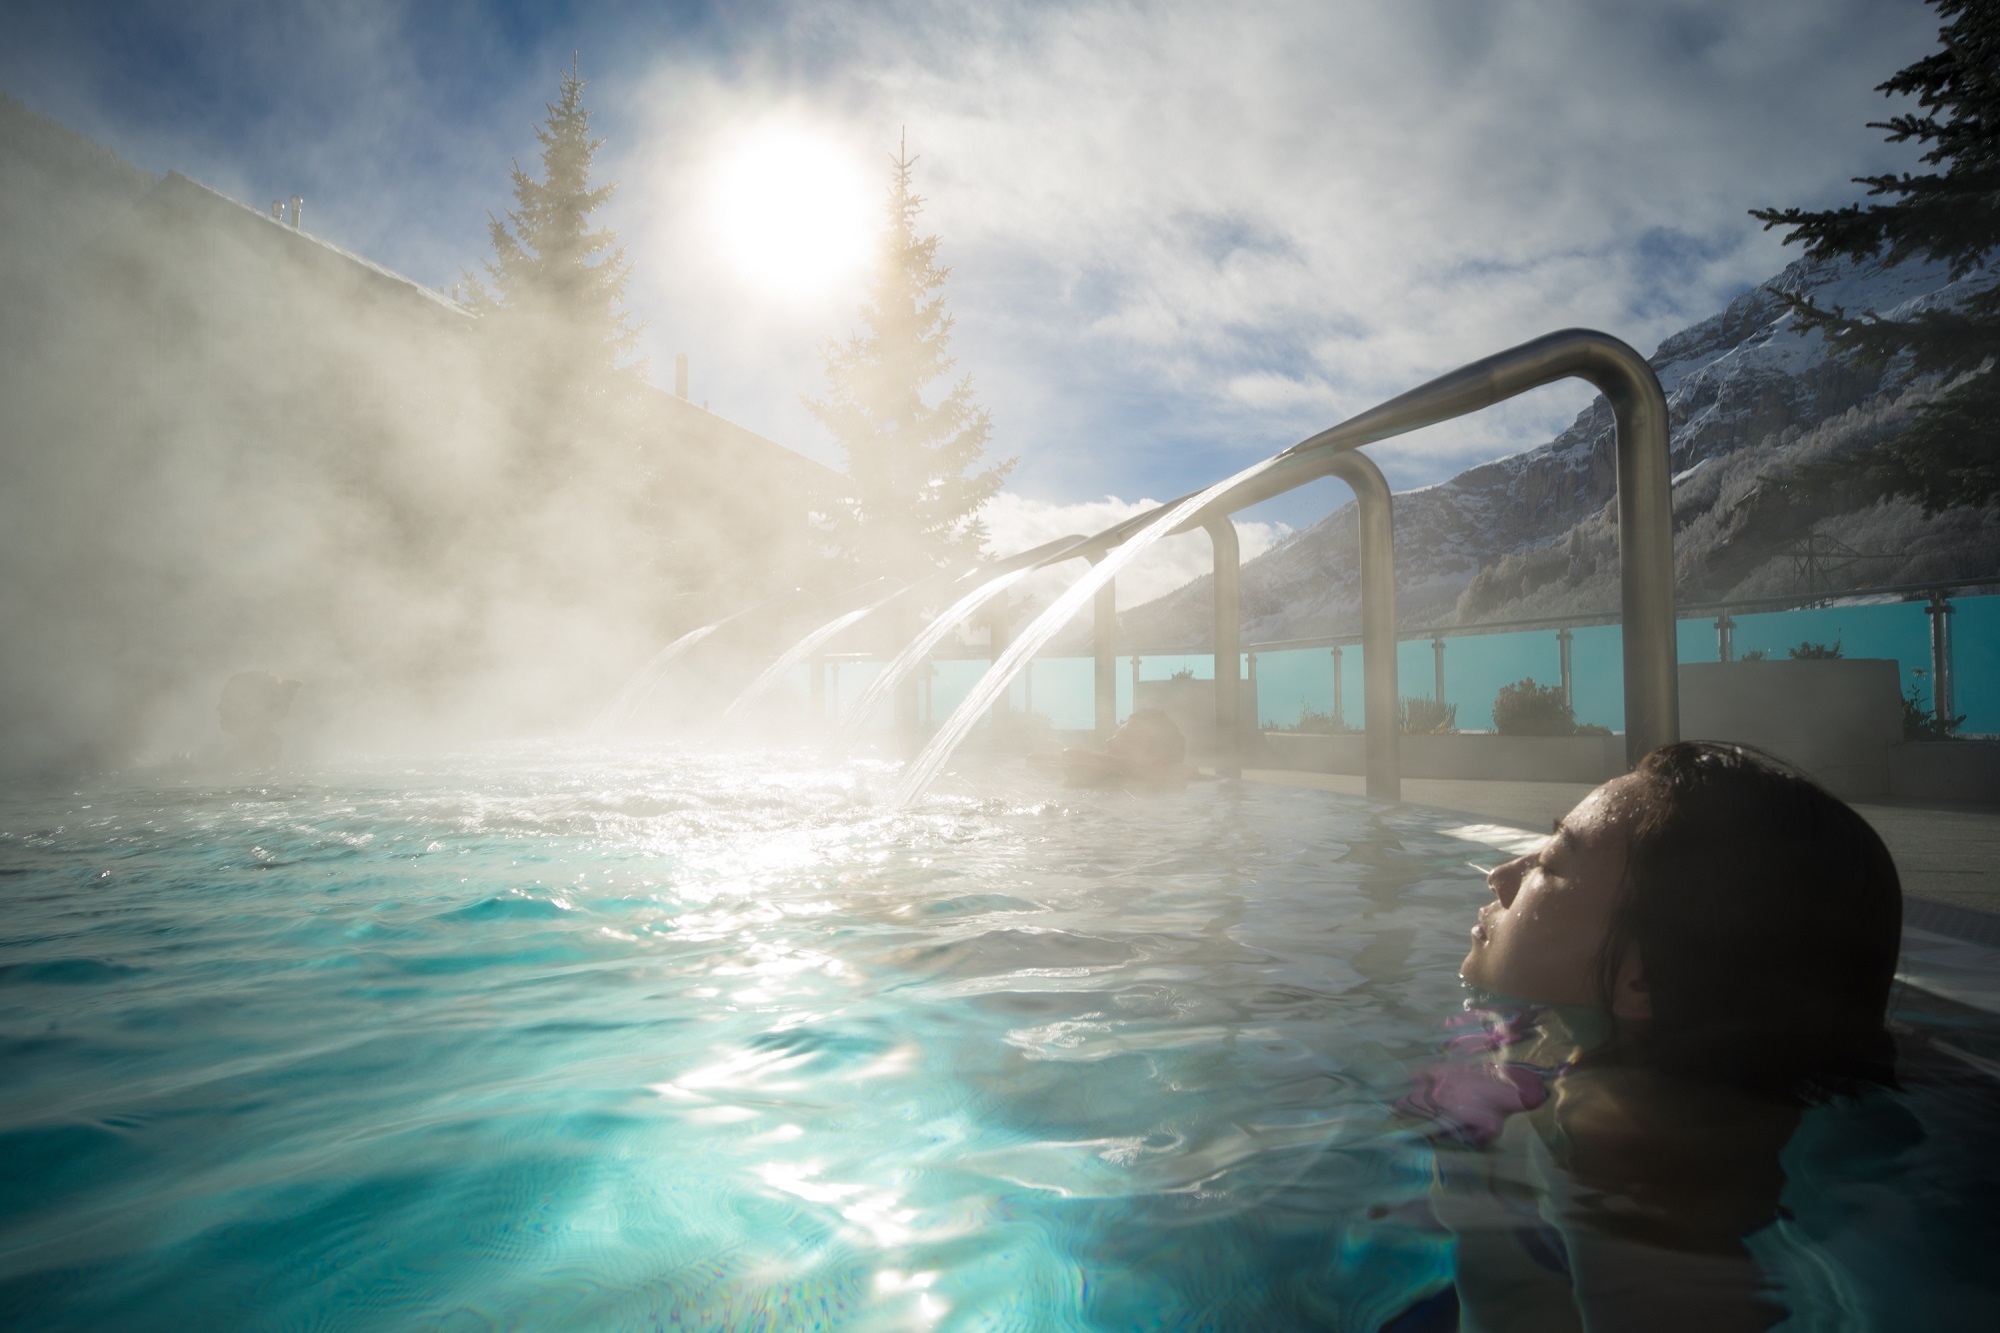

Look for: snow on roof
[155,171,472,320]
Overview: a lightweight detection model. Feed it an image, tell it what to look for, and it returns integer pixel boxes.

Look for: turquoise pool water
[1,750,1991,1328]
[1,752,1474,1329]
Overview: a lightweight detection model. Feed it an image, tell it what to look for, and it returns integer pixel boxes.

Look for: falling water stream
[894,455,1280,805]
[833,564,1047,752]
[719,585,907,727]
[586,623,723,736]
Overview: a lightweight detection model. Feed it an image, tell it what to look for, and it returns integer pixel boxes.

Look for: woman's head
[1461,741,1902,1101]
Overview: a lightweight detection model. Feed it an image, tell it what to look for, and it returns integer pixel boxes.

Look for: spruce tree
[470,56,642,463]
[1751,0,2000,512]
[808,136,1013,573]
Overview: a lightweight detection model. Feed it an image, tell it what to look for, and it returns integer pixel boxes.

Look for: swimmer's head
[1463,741,1900,1102]
[1106,709,1186,771]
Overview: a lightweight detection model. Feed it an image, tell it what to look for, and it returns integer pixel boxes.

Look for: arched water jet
[589,589,803,736]
[833,534,1093,752]
[894,455,1284,806]
[588,624,723,736]
[719,582,909,728]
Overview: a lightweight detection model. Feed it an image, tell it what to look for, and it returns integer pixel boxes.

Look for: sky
[0,0,1946,602]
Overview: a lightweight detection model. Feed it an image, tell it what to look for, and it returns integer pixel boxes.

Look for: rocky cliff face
[1117,253,1991,647]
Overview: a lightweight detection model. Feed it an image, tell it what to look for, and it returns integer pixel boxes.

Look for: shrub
[1491,678,1575,736]
[1740,649,1769,661]
[1575,722,1613,737]
[1279,704,1354,734]
[1902,684,1964,741]
[1399,696,1458,735]
[1787,639,1843,660]
[1169,667,1196,681]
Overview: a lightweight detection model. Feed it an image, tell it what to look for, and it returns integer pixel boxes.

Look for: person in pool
[1028,708,1200,789]
[1413,740,1901,1333]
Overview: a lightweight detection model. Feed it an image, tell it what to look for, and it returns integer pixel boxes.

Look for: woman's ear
[1611,951,1652,1022]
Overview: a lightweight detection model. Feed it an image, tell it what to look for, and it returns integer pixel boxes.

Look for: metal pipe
[1247,652,1259,739]
[1093,562,1117,739]
[1714,614,1734,665]
[1057,329,1676,766]
[1331,646,1343,727]
[1327,451,1400,801]
[1927,593,1956,726]
[1204,516,1241,777]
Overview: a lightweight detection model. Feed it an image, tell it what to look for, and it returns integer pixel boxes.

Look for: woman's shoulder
[1547,1066,1799,1247]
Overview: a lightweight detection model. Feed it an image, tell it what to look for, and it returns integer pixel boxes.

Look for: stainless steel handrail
[1203,516,1242,777]
[1037,329,1675,769]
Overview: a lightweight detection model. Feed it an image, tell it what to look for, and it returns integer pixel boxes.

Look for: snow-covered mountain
[1116,254,1997,647]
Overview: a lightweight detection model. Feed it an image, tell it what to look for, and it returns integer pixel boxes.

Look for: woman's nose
[1487,857,1524,908]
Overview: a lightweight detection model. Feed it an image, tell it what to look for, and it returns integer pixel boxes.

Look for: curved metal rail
[1041,328,1675,771]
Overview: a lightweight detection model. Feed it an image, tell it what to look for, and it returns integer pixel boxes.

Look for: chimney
[674,352,689,400]
[288,195,303,229]
[270,200,284,220]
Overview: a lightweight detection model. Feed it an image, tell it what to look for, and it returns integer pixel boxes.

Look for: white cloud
[613,0,1936,512]
[978,491,1289,612]
[21,0,1934,517]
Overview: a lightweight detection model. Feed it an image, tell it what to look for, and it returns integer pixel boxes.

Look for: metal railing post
[1557,627,1574,707]
[1247,651,1258,714]
[1093,563,1117,739]
[1927,593,1956,726]
[1204,515,1242,778]
[1325,452,1400,801]
[1331,645,1343,726]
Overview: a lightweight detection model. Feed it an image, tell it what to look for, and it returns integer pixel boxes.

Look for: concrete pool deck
[1237,768,2000,1015]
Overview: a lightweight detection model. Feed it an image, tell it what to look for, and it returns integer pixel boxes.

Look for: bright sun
[710,129,873,299]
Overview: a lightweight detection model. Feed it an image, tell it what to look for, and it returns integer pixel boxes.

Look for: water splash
[893,455,1280,806]
[720,586,907,728]
[588,623,722,736]
[834,564,1049,752]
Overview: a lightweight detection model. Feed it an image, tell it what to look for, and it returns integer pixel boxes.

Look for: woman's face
[1460,774,1640,1006]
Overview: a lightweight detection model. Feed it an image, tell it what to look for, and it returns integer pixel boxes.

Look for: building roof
[146,170,836,485]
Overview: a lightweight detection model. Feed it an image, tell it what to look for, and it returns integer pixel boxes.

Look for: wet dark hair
[1594,741,1902,1104]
